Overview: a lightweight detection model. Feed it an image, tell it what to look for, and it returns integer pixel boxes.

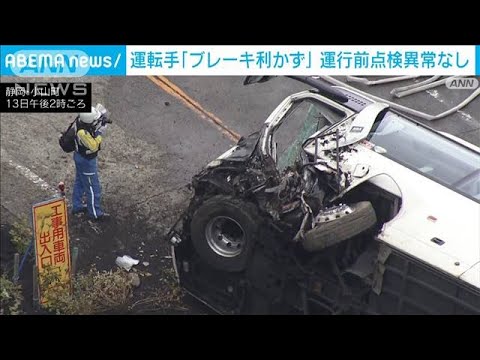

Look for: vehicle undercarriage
[168,132,480,315]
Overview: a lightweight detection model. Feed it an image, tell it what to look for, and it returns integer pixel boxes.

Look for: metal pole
[18,240,33,277]
[32,265,39,309]
[392,76,456,98]
[390,76,441,95]
[433,87,480,119]
[13,253,19,284]
[71,247,79,276]
[346,75,417,86]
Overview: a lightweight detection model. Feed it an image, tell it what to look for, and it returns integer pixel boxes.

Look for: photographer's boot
[89,212,111,222]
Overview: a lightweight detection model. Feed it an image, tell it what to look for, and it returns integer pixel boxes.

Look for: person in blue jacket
[72,106,110,221]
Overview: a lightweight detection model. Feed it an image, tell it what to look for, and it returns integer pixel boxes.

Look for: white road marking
[1,148,57,194]
[457,110,474,122]
[426,89,475,123]
[426,89,443,103]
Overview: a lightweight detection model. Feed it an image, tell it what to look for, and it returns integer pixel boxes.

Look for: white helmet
[79,107,101,124]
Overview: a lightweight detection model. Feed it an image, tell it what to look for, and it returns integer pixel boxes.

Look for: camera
[100,115,113,125]
[95,103,113,125]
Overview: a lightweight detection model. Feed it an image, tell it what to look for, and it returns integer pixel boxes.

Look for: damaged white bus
[167,76,480,314]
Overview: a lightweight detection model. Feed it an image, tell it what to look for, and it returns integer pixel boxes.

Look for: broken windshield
[274,98,347,171]
[366,111,480,201]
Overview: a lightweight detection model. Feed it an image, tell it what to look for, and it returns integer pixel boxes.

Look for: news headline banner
[1,45,479,76]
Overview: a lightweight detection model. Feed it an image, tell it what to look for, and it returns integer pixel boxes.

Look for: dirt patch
[0,76,206,314]
[66,212,186,313]
[0,204,207,314]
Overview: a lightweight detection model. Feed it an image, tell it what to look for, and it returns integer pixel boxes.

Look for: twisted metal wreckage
[167,76,480,314]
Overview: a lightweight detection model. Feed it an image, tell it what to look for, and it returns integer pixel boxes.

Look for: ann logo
[446,77,479,89]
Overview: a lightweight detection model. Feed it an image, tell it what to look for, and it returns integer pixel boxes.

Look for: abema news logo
[1,45,126,77]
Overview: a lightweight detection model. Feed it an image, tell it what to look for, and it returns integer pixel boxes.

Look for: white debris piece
[115,255,140,271]
[142,262,150,267]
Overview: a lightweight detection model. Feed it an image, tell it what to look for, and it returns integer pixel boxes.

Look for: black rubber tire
[190,195,261,272]
[303,201,377,252]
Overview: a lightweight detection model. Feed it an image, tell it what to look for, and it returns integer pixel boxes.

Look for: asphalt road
[105,76,309,186]
[106,76,479,182]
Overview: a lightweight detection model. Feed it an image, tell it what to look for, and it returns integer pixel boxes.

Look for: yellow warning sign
[32,197,72,305]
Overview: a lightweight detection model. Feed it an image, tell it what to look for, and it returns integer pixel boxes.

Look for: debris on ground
[115,255,140,271]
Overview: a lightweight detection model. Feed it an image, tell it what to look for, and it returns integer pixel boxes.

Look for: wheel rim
[205,216,246,257]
